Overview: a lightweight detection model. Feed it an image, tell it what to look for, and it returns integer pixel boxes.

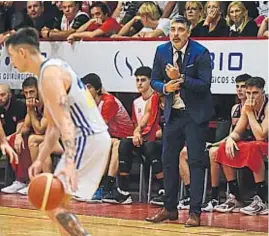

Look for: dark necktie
[177,51,183,70]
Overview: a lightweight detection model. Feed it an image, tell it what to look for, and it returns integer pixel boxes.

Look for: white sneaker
[1,181,27,194]
[177,197,190,210]
[17,186,28,195]
[201,199,219,212]
[73,196,87,202]
[240,195,268,216]
[214,193,242,213]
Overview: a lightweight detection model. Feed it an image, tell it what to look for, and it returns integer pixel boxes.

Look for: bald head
[0,84,11,94]
[0,84,11,108]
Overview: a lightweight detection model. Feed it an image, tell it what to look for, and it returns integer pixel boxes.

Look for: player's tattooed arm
[56,212,90,236]
[58,94,76,162]
[39,67,76,164]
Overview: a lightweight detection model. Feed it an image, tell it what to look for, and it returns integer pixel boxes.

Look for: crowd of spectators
[0,1,268,43]
[0,0,267,219]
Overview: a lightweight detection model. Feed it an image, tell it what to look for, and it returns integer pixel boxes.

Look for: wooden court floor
[0,193,267,236]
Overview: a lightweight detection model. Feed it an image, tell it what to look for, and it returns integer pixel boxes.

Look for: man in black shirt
[26,1,55,34]
[41,1,89,40]
[0,84,31,194]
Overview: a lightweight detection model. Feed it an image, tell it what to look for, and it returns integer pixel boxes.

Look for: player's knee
[119,160,131,173]
[28,134,39,147]
[151,159,162,175]
[209,147,218,163]
[118,138,133,155]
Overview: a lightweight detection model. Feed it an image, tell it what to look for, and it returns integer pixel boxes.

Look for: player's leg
[202,146,221,212]
[28,134,44,162]
[177,146,191,210]
[28,134,51,172]
[46,196,90,236]
[240,161,268,215]
[103,138,120,200]
[144,140,164,206]
[53,132,111,234]
[214,164,242,213]
[40,141,63,173]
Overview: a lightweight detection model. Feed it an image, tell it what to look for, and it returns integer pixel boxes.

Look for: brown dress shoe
[145,208,178,223]
[185,213,201,227]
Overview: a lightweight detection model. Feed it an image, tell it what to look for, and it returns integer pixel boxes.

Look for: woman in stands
[195,1,229,37]
[227,1,258,37]
[184,1,204,37]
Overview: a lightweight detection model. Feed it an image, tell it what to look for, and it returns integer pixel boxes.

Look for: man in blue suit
[146,16,215,226]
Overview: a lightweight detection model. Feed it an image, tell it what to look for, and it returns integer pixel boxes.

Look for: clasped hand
[244,98,255,114]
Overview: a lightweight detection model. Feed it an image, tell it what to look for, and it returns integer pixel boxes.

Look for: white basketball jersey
[39,59,107,137]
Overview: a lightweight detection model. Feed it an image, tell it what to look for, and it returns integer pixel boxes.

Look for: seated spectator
[227,1,258,37]
[115,1,143,30]
[67,1,120,43]
[113,2,169,38]
[22,78,63,183]
[0,1,29,34]
[81,73,134,202]
[177,74,251,211]
[0,84,30,194]
[41,1,89,40]
[184,1,204,37]
[195,1,229,37]
[215,77,268,215]
[111,1,141,24]
[26,1,55,33]
[0,1,12,33]
[107,66,164,204]
[258,17,268,38]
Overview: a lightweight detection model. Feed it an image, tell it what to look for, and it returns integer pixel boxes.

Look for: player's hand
[244,98,255,115]
[57,160,78,193]
[28,160,42,180]
[26,98,39,109]
[0,141,18,164]
[166,63,181,80]
[133,132,143,147]
[164,79,181,93]
[225,136,239,158]
[14,134,25,154]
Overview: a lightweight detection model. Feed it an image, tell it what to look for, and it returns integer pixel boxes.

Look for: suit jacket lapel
[182,40,192,74]
[167,42,173,67]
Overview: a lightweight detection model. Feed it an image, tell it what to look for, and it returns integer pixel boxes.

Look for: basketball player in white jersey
[6,27,111,236]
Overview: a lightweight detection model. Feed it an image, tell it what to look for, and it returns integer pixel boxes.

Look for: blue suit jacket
[151,39,215,124]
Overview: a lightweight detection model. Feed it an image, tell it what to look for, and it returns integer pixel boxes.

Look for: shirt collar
[172,40,189,56]
[230,22,244,32]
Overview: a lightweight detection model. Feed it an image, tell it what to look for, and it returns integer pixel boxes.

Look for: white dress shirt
[172,41,188,109]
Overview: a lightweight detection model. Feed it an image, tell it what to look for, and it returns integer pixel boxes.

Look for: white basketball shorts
[54,131,111,199]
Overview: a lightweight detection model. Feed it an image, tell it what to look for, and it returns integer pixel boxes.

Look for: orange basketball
[28,173,66,211]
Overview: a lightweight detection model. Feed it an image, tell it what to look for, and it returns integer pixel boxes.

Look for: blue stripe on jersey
[74,137,82,163]
[76,136,87,169]
[70,105,92,136]
[70,110,87,136]
[74,103,95,135]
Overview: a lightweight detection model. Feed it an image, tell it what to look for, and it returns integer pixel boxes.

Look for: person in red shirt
[81,73,134,202]
[67,1,120,43]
